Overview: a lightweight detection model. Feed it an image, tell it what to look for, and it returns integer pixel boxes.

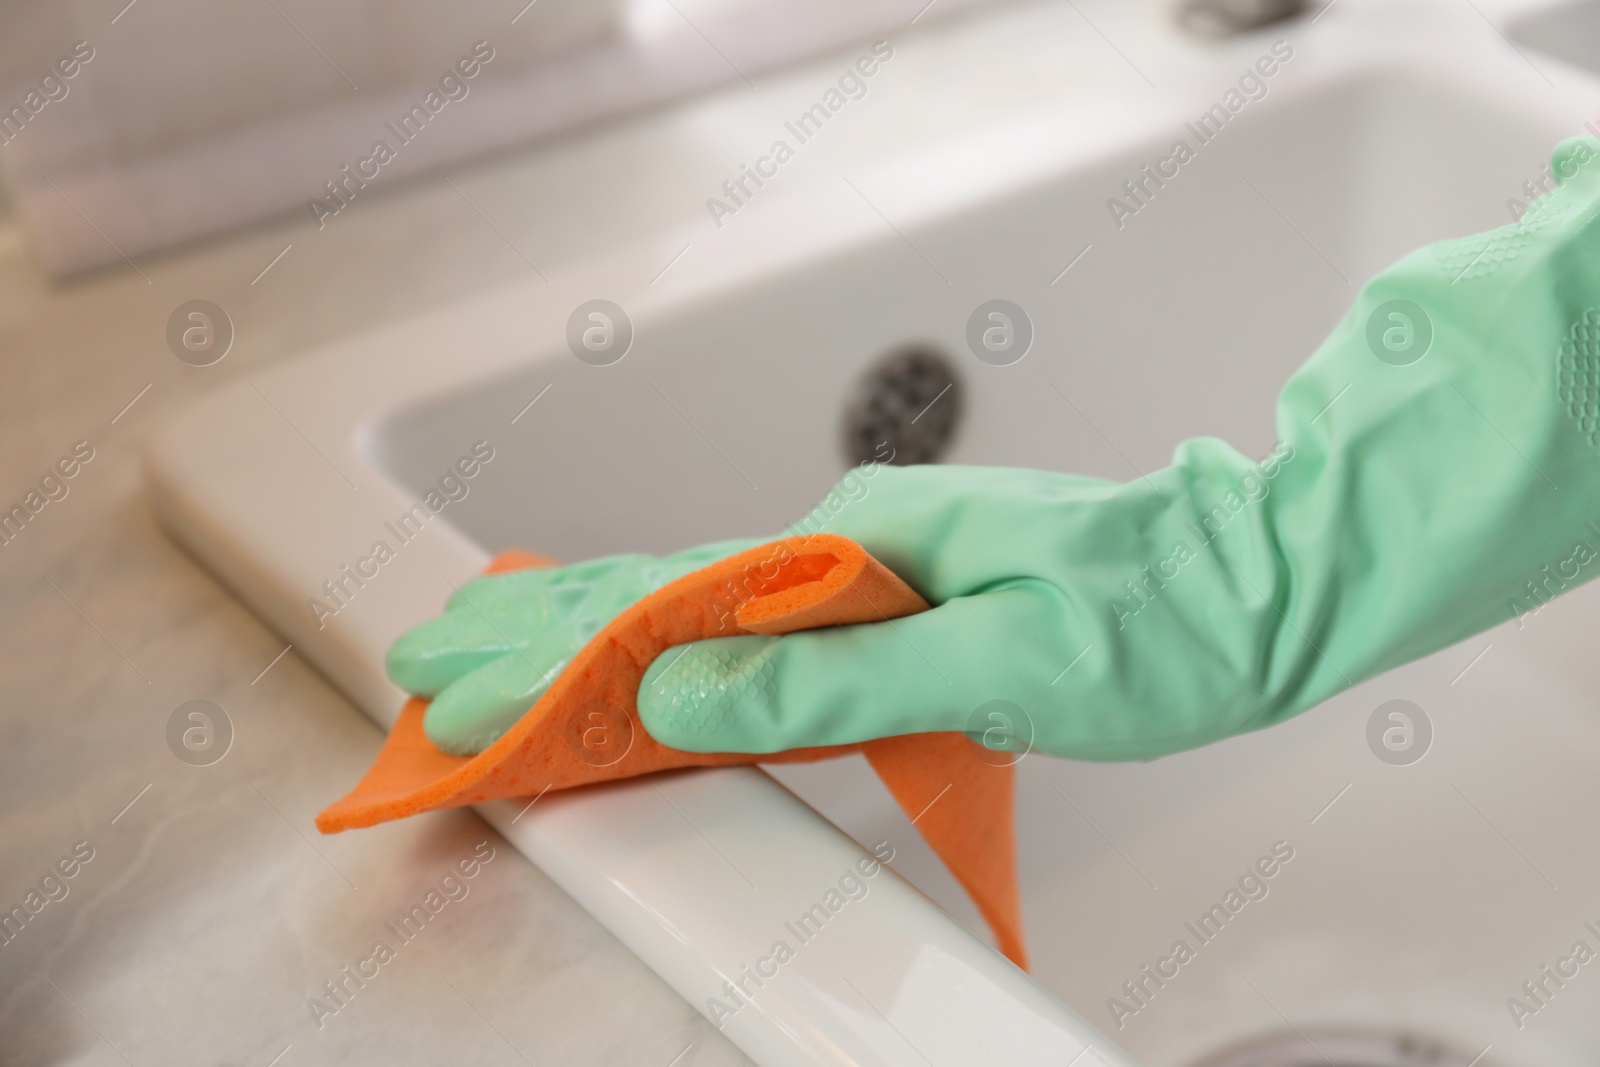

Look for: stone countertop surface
[0,150,757,1067]
[0,35,800,1067]
[0,0,1317,1061]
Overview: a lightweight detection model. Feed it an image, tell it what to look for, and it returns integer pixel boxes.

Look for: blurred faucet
[1175,0,1309,36]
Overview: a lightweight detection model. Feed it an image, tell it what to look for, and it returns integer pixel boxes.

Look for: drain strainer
[1195,1031,1486,1067]
[841,345,962,467]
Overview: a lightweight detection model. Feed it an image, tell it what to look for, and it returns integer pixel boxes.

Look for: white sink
[146,2,1600,1064]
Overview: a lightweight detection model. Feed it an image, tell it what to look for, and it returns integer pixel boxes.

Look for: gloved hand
[635,136,1600,759]
[392,137,1600,762]
[387,538,763,754]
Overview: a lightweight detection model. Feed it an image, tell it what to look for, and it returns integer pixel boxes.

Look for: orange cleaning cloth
[317,533,1025,967]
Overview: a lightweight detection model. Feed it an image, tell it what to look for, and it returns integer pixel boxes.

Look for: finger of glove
[445,554,651,614]
[449,543,752,635]
[445,539,761,613]
[398,540,769,697]
[402,560,658,696]
[1550,137,1600,200]
[421,649,571,756]
[636,587,1060,753]
[387,600,563,697]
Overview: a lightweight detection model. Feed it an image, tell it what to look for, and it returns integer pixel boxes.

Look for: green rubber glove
[636,136,1600,759]
[387,538,763,754]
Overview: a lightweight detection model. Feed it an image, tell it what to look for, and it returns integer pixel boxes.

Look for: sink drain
[1195,1031,1488,1067]
[841,345,962,467]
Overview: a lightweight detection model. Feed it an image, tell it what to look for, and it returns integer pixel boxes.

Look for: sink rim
[141,7,1600,1063]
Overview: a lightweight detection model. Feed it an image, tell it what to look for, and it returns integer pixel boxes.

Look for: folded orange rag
[316,533,1026,967]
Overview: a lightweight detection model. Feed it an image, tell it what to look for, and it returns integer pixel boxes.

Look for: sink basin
[1512,0,1600,80]
[375,70,1553,554]
[369,62,1599,1065]
[146,4,1600,1064]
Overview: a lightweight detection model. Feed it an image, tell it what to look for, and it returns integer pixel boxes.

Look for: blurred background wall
[0,0,1003,276]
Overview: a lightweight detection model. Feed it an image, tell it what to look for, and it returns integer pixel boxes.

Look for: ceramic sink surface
[147,2,1600,1064]
[1511,0,1600,79]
